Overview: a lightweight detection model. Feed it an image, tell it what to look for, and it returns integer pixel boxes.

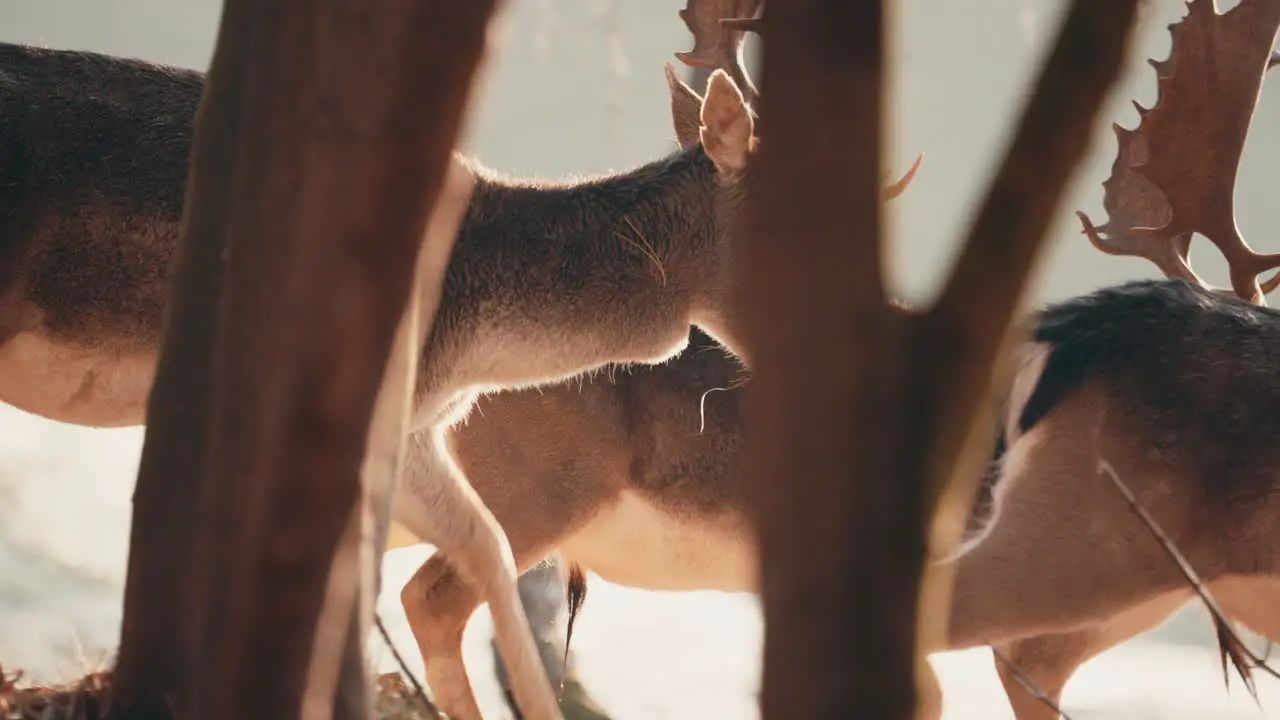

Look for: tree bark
[109,1,253,714]
[109,1,499,718]
[737,2,1141,718]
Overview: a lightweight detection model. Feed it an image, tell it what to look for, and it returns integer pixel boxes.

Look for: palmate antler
[676,0,763,109]
[671,0,924,200]
[1077,0,1280,304]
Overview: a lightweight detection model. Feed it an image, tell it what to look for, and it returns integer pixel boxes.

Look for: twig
[376,613,444,719]
[990,647,1074,720]
[1097,459,1280,699]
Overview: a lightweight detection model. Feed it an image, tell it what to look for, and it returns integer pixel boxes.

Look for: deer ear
[664,62,704,148]
[699,69,753,176]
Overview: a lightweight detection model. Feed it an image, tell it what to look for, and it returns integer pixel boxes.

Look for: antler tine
[675,0,763,108]
[881,152,925,201]
[1076,121,1206,286]
[1257,51,1280,292]
[1126,0,1280,304]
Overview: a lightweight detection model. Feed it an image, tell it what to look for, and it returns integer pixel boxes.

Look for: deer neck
[417,146,731,413]
[460,144,723,293]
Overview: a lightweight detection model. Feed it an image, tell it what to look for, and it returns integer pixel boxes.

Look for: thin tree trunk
[109,1,499,718]
[737,2,1141,718]
[109,1,253,713]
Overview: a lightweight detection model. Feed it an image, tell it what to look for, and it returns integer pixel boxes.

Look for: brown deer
[939,1,1280,717]
[393,1,1280,718]
[0,15,755,720]
[0,2,783,717]
[386,5,935,717]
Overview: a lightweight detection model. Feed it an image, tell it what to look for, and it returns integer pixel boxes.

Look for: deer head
[663,0,921,201]
[1076,0,1280,304]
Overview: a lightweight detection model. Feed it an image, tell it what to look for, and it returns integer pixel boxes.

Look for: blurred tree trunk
[108,1,499,718]
[736,1,1140,719]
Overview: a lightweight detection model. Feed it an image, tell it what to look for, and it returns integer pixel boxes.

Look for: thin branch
[936,0,1140,334]
[375,614,443,720]
[917,0,1142,658]
[923,0,1143,548]
[990,647,1075,720]
[1097,459,1280,699]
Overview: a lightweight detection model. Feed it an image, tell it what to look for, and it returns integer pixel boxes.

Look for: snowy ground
[2,404,1279,719]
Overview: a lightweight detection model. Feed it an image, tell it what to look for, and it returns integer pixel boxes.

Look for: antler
[671,1,923,202]
[1078,0,1280,304]
[882,152,925,201]
[675,0,763,108]
[1075,126,1203,286]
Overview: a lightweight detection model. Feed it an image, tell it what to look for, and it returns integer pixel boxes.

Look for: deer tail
[558,562,589,692]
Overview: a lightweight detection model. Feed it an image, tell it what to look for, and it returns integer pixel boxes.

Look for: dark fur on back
[960,279,1280,548]
[0,43,200,347]
[995,279,1280,505]
[2,42,738,375]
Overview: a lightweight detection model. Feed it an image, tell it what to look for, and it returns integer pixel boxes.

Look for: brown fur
[1,39,759,719]
[396,279,1280,719]
[0,44,754,430]
[0,44,196,352]
[938,279,1280,718]
[395,327,755,715]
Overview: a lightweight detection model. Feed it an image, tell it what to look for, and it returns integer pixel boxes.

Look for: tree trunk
[109,1,499,718]
[737,2,1141,718]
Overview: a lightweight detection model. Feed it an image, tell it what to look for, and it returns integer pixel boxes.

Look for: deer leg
[991,588,1192,720]
[390,430,560,720]
[396,424,617,719]
[401,554,486,718]
[400,537,597,718]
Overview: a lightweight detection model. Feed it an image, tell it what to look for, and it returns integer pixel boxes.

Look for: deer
[0,12,761,720]
[383,3,920,715]
[394,1,1280,719]
[0,1,924,716]
[936,1,1280,717]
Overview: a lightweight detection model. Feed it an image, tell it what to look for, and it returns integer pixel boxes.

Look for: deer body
[958,2,1280,716]
[412,150,735,428]
[0,43,195,427]
[938,278,1280,718]
[0,43,746,430]
[397,327,757,715]
[395,145,753,719]
[398,279,1280,719]
[1,33,761,719]
[400,326,755,590]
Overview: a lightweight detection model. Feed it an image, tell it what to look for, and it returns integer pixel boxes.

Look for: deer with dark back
[0,4,776,718]
[937,1,1280,717]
